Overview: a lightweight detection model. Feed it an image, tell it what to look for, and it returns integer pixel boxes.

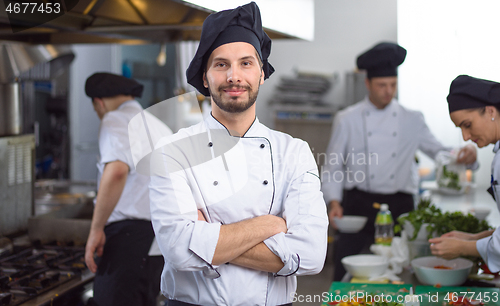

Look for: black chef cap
[186,1,274,96]
[447,75,500,113]
[85,72,144,99]
[356,42,407,79]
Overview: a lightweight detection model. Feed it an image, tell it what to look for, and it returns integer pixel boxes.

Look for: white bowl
[334,215,368,233]
[411,256,473,286]
[469,207,491,221]
[341,254,389,279]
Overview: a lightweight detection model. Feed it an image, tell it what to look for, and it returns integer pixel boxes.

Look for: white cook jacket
[149,114,328,306]
[322,97,449,203]
[97,100,172,224]
[477,141,500,272]
[97,100,172,255]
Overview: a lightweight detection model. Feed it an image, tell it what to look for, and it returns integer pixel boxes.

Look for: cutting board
[415,286,500,306]
[321,282,412,305]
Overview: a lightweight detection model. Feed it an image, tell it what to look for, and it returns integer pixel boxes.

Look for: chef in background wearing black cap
[322,42,478,281]
[149,2,328,305]
[84,72,172,306]
[430,75,500,271]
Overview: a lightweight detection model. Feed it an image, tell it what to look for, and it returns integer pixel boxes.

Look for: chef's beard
[208,82,259,114]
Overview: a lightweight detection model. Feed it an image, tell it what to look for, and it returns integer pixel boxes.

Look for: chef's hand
[273,215,288,234]
[456,144,477,164]
[429,236,469,260]
[328,200,343,229]
[440,230,476,241]
[85,228,106,273]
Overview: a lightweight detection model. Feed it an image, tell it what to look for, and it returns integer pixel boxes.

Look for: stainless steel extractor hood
[0,43,74,83]
[0,0,314,44]
[0,43,74,136]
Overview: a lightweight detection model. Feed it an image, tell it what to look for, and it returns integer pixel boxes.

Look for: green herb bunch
[438,165,461,190]
[394,198,491,240]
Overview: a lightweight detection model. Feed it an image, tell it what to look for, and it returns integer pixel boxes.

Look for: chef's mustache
[218,84,251,91]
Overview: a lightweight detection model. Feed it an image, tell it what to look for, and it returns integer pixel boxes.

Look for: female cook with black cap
[430,75,500,272]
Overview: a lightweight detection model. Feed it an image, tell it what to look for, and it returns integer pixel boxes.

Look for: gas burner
[0,245,88,306]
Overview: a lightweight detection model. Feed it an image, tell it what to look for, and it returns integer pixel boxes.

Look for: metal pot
[34,180,96,215]
[0,83,22,136]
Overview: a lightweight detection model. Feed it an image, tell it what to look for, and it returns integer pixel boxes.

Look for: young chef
[322,42,478,281]
[149,2,329,305]
[84,72,172,306]
[430,75,500,271]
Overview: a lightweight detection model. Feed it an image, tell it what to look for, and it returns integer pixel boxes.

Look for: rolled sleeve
[477,237,489,263]
[264,233,299,276]
[189,221,221,268]
[477,228,500,273]
[267,144,329,276]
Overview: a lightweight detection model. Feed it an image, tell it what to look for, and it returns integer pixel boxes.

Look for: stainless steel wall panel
[0,134,34,236]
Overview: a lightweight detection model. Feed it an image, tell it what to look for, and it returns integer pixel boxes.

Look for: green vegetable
[394,198,492,240]
[438,165,462,190]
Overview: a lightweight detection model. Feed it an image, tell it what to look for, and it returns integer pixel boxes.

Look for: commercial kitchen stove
[0,243,93,306]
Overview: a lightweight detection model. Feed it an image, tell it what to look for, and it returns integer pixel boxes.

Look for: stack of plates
[271,72,334,105]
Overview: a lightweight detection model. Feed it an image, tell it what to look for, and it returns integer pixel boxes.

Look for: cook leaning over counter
[430,75,500,273]
[322,42,479,281]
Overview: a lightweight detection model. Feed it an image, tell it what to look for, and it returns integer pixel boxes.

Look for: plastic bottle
[374,203,394,245]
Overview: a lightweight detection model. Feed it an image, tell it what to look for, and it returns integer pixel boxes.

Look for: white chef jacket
[477,141,500,272]
[149,114,328,306]
[322,97,448,203]
[97,100,172,224]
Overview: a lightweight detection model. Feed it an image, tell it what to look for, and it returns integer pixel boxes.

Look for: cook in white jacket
[430,75,500,272]
[83,73,173,306]
[323,43,477,281]
[149,3,328,306]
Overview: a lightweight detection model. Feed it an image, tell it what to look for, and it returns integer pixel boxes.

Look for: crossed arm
[198,210,286,273]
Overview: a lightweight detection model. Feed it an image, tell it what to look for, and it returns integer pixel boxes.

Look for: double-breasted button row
[208,142,266,149]
[213,180,269,186]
